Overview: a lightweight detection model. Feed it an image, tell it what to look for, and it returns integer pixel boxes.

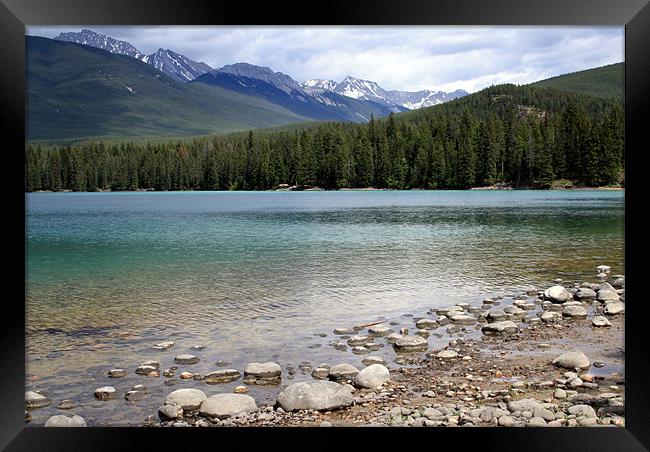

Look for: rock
[481,320,518,335]
[333,327,355,335]
[320,421,332,427]
[243,362,281,384]
[568,404,597,418]
[347,335,372,346]
[553,389,567,399]
[199,394,258,419]
[234,386,249,394]
[562,305,587,318]
[25,391,51,409]
[352,346,370,355]
[592,315,612,327]
[368,324,393,336]
[604,302,625,315]
[415,319,438,330]
[596,265,611,274]
[107,368,127,378]
[480,407,507,423]
[153,340,175,350]
[158,404,183,421]
[449,314,475,324]
[56,400,75,410]
[312,368,330,380]
[125,388,148,402]
[386,333,403,344]
[436,316,450,326]
[174,354,200,365]
[94,386,117,400]
[362,356,387,366]
[354,364,390,389]
[393,335,428,352]
[436,350,459,359]
[540,311,561,323]
[276,381,354,412]
[544,285,572,303]
[597,289,619,302]
[204,369,241,384]
[611,277,625,288]
[498,415,514,427]
[135,365,158,376]
[44,415,87,427]
[504,305,525,316]
[141,360,160,369]
[487,309,507,321]
[574,288,597,300]
[180,371,193,379]
[508,398,543,412]
[527,417,548,426]
[327,364,359,381]
[552,350,590,369]
[165,388,207,411]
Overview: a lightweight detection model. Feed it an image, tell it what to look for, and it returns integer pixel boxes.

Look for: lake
[25,190,624,425]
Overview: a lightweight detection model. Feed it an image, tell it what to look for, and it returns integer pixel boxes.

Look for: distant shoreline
[27,186,625,193]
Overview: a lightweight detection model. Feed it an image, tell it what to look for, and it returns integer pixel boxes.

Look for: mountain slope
[530,63,623,99]
[193,66,400,122]
[55,29,213,82]
[26,36,314,141]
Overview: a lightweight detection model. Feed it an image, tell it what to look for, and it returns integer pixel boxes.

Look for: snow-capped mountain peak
[55,29,147,60]
[301,79,338,91]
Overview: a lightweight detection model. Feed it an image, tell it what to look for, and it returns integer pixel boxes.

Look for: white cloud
[26,26,623,93]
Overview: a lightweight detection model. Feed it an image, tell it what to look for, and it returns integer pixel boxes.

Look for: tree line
[25,84,624,192]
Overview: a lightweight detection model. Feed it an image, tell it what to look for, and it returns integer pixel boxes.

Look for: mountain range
[53,29,467,111]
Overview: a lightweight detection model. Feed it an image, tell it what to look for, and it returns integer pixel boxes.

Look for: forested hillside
[530,63,623,99]
[25,83,624,191]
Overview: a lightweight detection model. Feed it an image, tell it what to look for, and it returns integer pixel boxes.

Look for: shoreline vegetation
[29,182,624,193]
[27,265,625,427]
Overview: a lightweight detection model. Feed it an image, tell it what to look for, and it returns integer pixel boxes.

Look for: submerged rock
[25,391,51,409]
[362,356,387,366]
[415,319,438,330]
[153,340,175,351]
[94,386,117,400]
[174,354,200,365]
[204,369,241,384]
[108,368,127,378]
[368,324,393,336]
[276,381,354,412]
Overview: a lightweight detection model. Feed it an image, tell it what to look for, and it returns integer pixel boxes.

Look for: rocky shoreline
[26,265,625,428]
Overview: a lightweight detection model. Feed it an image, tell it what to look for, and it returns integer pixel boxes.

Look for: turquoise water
[25,190,624,425]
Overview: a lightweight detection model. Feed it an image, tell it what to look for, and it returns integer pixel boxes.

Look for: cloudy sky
[27,26,623,93]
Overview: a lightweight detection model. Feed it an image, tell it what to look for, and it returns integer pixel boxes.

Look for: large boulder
[44,415,87,427]
[327,364,359,381]
[552,350,590,370]
[544,285,572,303]
[164,388,207,410]
[198,394,258,419]
[354,364,390,389]
[276,381,353,412]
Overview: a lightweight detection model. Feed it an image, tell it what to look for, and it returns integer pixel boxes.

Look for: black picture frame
[2,0,649,450]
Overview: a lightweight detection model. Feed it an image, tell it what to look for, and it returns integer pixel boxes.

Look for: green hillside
[26,36,313,141]
[530,62,623,99]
